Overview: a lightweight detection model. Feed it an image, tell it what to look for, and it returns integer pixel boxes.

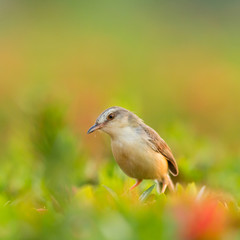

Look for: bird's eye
[107,113,115,120]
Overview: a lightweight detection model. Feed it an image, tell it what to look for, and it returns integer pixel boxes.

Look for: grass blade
[139,184,155,202]
[102,185,119,201]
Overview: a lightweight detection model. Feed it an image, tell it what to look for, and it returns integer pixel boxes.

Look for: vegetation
[0,1,240,239]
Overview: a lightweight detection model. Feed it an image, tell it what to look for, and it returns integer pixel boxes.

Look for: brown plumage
[140,123,179,176]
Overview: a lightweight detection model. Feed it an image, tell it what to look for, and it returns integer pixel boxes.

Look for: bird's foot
[129,179,142,190]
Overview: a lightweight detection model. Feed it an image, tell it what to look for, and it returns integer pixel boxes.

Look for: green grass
[0,103,239,240]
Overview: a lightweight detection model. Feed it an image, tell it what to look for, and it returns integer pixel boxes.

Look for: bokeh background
[0,1,240,239]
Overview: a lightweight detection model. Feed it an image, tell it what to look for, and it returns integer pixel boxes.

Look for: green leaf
[102,185,119,201]
[175,183,184,195]
[186,182,197,196]
[139,184,155,202]
[228,201,240,213]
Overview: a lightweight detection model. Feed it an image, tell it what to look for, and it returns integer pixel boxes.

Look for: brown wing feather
[141,124,179,176]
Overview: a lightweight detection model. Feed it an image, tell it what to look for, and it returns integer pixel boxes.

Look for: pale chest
[110,128,166,179]
[111,127,146,162]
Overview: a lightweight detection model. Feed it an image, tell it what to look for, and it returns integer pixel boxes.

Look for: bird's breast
[111,130,168,180]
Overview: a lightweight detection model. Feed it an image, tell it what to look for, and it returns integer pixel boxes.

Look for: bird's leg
[167,174,175,192]
[161,181,168,193]
[130,179,142,190]
[160,175,175,194]
[155,180,162,194]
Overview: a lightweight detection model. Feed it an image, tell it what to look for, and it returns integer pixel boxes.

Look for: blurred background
[0,0,240,239]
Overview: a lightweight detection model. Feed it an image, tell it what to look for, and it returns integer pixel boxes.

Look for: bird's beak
[87,123,103,134]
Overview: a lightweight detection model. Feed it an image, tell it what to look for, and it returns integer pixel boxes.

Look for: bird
[87,106,178,193]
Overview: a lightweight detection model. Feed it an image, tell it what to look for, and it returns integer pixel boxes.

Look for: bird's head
[87,106,140,137]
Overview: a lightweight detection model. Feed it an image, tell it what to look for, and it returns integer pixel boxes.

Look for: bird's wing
[141,124,179,176]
